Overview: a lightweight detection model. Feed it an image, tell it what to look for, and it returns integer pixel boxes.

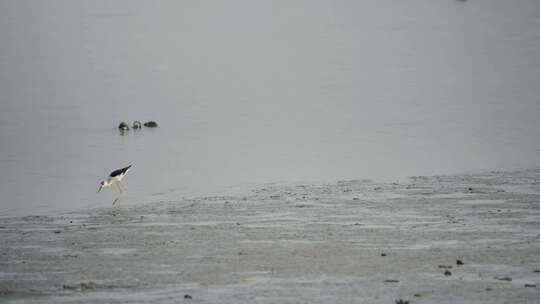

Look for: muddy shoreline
[1,169,540,303]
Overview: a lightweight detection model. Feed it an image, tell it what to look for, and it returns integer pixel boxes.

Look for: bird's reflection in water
[112,196,123,207]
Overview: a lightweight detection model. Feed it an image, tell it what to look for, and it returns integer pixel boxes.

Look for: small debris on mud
[534,269,540,273]
[495,276,512,282]
[383,279,399,283]
[456,259,464,265]
[381,253,387,257]
[395,299,409,304]
[444,270,452,276]
[414,293,421,297]
[524,284,536,288]
[0,287,39,296]
[80,281,96,290]
[485,287,492,291]
[62,284,77,290]
[0,288,15,295]
[184,294,192,299]
[353,197,359,200]
[439,265,453,269]
[63,281,97,291]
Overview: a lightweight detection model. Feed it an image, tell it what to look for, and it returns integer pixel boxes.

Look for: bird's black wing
[109,165,132,177]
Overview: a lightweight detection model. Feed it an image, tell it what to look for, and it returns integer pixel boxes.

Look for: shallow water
[1,0,540,216]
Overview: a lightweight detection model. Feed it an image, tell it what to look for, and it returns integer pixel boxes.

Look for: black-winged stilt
[97,165,132,195]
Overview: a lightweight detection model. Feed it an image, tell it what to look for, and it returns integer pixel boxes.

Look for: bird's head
[97,180,110,193]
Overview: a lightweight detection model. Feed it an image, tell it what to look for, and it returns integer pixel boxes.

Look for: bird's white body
[104,173,127,186]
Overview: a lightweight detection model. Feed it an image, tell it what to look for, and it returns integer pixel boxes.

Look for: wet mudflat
[1,169,540,303]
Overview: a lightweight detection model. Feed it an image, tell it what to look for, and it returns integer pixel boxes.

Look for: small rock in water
[444,270,452,276]
[184,294,192,299]
[534,269,540,273]
[383,279,399,283]
[524,284,536,288]
[144,121,158,128]
[132,121,142,129]
[395,299,409,304]
[118,122,129,131]
[353,197,359,200]
[456,259,464,265]
[381,253,387,257]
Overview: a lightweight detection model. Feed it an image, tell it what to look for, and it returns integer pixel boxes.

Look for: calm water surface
[1,0,540,216]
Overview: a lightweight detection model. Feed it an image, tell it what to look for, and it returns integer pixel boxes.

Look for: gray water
[1,0,539,216]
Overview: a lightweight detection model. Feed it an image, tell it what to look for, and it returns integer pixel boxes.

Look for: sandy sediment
[1,169,540,303]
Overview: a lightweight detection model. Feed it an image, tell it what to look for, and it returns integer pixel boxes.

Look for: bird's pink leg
[113,197,120,206]
[119,181,127,193]
[116,182,123,195]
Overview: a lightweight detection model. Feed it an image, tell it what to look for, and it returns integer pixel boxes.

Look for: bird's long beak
[97,185,102,193]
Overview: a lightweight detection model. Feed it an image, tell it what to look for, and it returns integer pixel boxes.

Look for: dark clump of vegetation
[144,121,158,128]
[118,122,129,131]
[118,120,158,133]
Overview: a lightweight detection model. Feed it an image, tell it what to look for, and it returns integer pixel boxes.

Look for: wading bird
[97,165,132,195]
